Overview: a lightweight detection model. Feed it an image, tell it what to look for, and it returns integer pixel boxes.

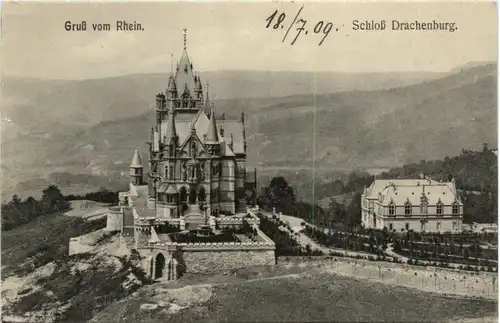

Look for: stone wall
[183,249,275,273]
[278,256,498,300]
[105,207,123,232]
[69,237,94,255]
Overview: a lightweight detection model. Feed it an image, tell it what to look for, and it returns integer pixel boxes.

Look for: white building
[361,177,463,233]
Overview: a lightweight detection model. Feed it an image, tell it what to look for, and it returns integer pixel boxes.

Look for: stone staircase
[184,204,206,231]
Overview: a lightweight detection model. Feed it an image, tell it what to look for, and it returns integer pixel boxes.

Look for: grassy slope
[1,212,150,323]
[90,266,497,323]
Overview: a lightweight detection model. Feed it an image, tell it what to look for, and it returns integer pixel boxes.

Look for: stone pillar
[151,258,156,280]
[209,216,216,231]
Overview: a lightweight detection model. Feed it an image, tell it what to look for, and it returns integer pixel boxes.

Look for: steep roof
[157,112,246,155]
[367,179,461,206]
[205,106,219,144]
[174,49,196,96]
[130,149,143,168]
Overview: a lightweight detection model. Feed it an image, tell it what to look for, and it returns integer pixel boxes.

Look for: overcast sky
[1,2,496,79]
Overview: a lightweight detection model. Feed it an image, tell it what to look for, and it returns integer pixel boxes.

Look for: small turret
[204,105,220,155]
[167,76,177,98]
[156,93,166,123]
[194,75,203,99]
[204,84,211,116]
[130,149,143,185]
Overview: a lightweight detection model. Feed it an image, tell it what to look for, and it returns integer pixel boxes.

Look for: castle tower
[130,149,143,185]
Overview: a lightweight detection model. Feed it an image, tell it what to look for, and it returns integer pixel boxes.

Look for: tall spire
[204,83,210,115]
[205,105,219,144]
[183,28,187,50]
[170,53,173,75]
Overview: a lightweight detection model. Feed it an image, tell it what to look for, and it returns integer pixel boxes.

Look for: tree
[41,185,69,213]
[346,192,362,229]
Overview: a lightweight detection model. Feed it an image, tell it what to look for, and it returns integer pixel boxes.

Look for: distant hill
[1,63,496,200]
[2,70,444,141]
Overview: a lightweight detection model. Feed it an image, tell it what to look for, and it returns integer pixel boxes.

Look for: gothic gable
[178,132,208,158]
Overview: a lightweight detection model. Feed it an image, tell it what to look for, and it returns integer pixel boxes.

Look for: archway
[189,187,197,204]
[155,253,166,279]
[198,186,206,202]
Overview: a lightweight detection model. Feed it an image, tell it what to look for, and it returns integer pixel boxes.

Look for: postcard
[1,1,497,322]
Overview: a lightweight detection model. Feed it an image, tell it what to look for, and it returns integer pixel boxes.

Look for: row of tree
[257,176,363,228]
[1,186,120,231]
[2,185,70,231]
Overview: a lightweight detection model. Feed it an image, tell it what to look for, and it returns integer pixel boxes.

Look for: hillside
[2,70,442,137]
[1,63,496,200]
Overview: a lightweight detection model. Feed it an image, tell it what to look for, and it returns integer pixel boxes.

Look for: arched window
[404,201,412,216]
[191,142,197,157]
[452,202,459,215]
[436,201,443,215]
[388,202,396,216]
[169,165,174,179]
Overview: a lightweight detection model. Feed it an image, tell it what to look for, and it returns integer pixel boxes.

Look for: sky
[1,1,497,79]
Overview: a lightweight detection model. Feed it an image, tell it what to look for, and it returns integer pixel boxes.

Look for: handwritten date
[265,6,338,46]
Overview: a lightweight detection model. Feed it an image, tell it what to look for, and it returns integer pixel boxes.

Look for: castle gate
[151,251,180,280]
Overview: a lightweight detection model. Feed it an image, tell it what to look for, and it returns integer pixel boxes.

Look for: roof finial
[183,28,187,50]
[170,53,173,75]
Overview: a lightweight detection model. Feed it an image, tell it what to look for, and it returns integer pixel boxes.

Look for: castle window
[437,222,441,231]
[191,142,197,157]
[388,202,395,216]
[452,202,459,215]
[169,145,174,156]
[169,165,174,179]
[404,201,412,216]
[436,201,443,215]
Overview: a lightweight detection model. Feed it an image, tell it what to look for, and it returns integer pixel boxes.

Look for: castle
[103,31,275,280]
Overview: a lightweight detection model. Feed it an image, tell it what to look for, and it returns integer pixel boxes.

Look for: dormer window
[184,64,188,74]
[405,201,412,216]
[436,200,444,215]
[452,201,459,215]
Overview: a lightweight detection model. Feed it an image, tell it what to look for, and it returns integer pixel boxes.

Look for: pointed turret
[165,104,178,148]
[175,29,196,95]
[130,148,143,168]
[130,149,144,185]
[167,76,177,98]
[205,105,219,145]
[194,74,203,99]
[204,84,211,116]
